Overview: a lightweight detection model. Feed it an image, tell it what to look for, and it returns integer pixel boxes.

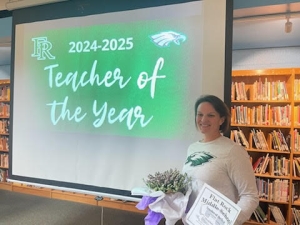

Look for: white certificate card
[186,183,241,225]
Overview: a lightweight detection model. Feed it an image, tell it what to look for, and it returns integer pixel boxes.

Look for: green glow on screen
[24,16,198,139]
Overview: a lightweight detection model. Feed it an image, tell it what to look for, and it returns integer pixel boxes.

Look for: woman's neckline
[199,134,222,143]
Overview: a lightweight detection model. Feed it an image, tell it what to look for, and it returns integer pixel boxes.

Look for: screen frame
[8,0,233,200]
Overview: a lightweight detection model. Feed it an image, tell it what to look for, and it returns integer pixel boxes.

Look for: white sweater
[182,136,259,225]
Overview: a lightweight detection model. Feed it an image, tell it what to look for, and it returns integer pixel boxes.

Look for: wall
[0,46,10,79]
[232,46,300,70]
[0,16,11,37]
[0,65,9,79]
[0,16,11,79]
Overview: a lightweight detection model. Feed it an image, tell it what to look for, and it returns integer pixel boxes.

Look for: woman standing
[183,95,259,225]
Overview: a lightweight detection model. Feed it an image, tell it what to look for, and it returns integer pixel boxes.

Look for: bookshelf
[231,68,300,225]
[0,80,10,186]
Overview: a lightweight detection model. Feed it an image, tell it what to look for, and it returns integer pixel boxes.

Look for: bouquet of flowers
[132,168,192,225]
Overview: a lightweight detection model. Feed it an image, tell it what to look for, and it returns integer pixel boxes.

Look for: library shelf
[231,68,300,224]
[0,79,9,184]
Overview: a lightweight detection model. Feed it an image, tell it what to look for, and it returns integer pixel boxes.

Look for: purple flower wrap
[136,196,164,225]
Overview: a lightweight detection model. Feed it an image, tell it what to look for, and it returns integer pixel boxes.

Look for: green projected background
[24,16,198,139]
[12,1,210,197]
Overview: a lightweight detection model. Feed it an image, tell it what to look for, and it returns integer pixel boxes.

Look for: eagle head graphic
[185,152,215,167]
[150,31,186,47]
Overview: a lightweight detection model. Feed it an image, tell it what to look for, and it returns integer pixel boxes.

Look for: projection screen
[10,0,231,200]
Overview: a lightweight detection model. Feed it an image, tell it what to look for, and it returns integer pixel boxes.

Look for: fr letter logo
[31,37,55,60]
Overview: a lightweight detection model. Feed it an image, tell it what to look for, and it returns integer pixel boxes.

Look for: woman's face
[196,102,225,140]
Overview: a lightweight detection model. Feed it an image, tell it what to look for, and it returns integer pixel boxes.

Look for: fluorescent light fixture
[6,0,68,11]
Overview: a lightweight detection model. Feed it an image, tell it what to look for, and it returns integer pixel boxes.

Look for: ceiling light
[285,15,292,33]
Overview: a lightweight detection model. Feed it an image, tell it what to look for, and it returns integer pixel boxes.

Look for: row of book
[231,81,248,101]
[232,128,290,152]
[0,119,9,134]
[252,79,289,101]
[0,169,7,182]
[292,207,300,225]
[0,103,9,117]
[294,79,300,101]
[231,104,300,126]
[253,154,290,176]
[232,128,300,153]
[0,153,8,168]
[231,104,291,126]
[292,182,300,203]
[231,79,289,101]
[269,205,286,225]
[295,106,300,126]
[295,129,300,152]
[0,137,9,151]
[251,203,300,224]
[251,205,286,224]
[231,129,249,148]
[293,158,300,177]
[270,130,290,151]
[252,205,267,223]
[256,178,289,202]
[252,129,269,150]
[291,184,300,224]
[0,85,10,101]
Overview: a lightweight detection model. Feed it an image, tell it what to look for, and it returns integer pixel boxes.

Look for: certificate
[186,183,241,225]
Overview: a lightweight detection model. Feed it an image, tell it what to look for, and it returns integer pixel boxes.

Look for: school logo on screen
[150,31,186,47]
[31,37,55,60]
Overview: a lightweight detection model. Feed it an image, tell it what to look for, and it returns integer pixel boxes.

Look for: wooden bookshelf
[0,79,9,184]
[231,68,300,224]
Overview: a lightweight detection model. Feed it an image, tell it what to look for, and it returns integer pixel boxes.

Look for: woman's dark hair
[194,95,230,133]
